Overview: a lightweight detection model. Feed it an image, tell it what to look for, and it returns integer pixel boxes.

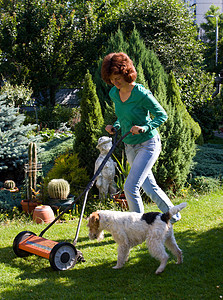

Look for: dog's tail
[169,202,187,217]
[162,202,187,222]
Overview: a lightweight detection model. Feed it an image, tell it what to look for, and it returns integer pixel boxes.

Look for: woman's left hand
[130,126,145,135]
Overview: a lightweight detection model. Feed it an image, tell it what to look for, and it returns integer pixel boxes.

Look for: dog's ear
[88,212,100,228]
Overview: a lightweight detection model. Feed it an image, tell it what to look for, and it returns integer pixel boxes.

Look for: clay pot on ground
[33,205,55,224]
[21,200,38,214]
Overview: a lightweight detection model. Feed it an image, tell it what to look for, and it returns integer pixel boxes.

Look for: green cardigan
[109,83,168,145]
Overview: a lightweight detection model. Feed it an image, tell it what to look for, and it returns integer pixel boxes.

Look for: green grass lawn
[0,190,223,300]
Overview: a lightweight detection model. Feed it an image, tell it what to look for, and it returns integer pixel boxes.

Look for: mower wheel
[49,242,77,271]
[13,231,36,257]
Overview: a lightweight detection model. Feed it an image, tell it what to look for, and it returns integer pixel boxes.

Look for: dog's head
[87,211,104,241]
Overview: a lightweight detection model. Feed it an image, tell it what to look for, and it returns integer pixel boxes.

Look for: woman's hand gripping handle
[130,126,145,135]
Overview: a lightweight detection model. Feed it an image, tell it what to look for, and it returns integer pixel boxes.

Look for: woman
[101,52,180,223]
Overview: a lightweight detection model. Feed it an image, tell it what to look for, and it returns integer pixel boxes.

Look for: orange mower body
[13,231,83,271]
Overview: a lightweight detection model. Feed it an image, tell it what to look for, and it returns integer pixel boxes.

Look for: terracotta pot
[21,200,38,214]
[33,205,55,224]
[113,193,129,210]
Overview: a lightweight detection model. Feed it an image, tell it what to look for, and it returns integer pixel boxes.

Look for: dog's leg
[146,239,169,274]
[165,230,183,264]
[113,244,130,269]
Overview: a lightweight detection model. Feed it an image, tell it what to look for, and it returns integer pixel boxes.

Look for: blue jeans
[124,134,180,223]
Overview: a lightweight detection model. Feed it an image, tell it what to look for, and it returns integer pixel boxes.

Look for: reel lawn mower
[13,130,131,271]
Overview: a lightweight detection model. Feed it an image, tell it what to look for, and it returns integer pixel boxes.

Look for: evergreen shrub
[0,93,41,181]
[192,143,223,177]
[73,71,104,177]
[0,190,21,212]
[94,28,129,110]
[167,71,202,143]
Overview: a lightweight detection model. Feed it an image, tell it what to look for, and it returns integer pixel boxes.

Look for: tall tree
[155,72,199,190]
[0,0,81,106]
[201,5,223,74]
[100,0,203,73]
[73,70,104,177]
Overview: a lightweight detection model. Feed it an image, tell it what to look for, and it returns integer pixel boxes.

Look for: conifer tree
[152,71,201,191]
[135,62,149,89]
[73,70,104,177]
[167,71,202,142]
[0,94,40,182]
[128,28,168,107]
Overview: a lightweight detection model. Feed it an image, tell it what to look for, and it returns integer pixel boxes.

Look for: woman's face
[110,73,127,89]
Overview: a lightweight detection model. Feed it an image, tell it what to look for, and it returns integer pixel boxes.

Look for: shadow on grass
[1,224,223,299]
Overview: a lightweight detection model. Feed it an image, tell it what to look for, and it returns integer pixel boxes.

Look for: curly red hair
[101,52,137,85]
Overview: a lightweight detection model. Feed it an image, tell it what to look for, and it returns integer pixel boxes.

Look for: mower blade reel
[13,231,37,257]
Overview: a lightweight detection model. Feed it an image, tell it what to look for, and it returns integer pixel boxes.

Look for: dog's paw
[155,268,164,275]
[176,251,183,264]
[112,265,122,269]
[155,271,163,275]
[176,257,183,264]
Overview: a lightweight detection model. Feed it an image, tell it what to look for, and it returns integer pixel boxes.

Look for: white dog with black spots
[87,202,187,274]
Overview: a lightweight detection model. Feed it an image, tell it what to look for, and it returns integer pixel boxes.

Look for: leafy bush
[189,176,222,193]
[0,190,21,212]
[37,125,73,142]
[37,104,76,129]
[1,81,33,107]
[176,67,219,141]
